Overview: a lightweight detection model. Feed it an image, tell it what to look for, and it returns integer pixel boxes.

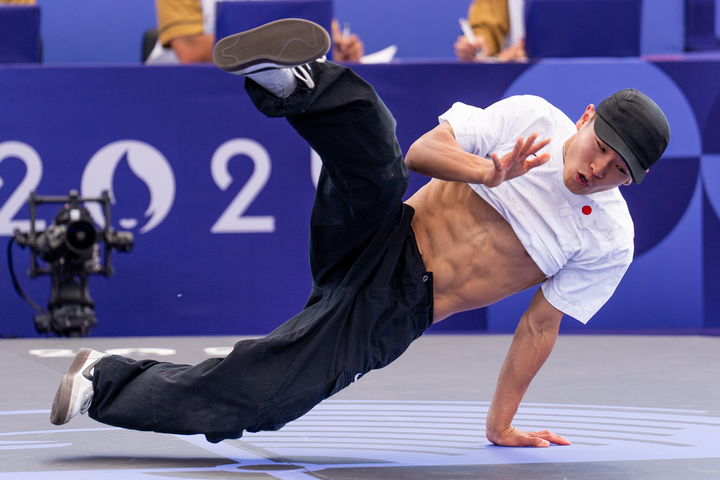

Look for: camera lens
[66,220,96,254]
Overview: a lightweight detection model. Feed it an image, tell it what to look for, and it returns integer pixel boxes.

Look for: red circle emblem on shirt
[582,206,592,215]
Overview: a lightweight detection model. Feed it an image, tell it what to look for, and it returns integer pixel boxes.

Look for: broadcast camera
[10,190,133,337]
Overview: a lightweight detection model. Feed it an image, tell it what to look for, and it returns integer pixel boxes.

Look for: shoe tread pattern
[213,18,331,72]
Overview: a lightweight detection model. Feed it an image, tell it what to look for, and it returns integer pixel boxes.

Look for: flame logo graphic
[81,140,175,234]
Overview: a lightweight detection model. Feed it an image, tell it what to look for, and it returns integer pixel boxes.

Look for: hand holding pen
[331,19,365,62]
[455,18,491,61]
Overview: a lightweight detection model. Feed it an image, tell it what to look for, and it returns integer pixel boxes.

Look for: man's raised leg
[49,19,430,445]
[216,19,409,285]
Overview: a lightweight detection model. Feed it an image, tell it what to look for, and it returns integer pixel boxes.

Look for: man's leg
[52,20,428,444]
[216,19,409,284]
[215,20,426,429]
[245,71,408,288]
[83,245,430,445]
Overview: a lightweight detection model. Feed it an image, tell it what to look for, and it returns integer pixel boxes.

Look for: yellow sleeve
[156,0,204,47]
[468,0,509,56]
[0,0,37,4]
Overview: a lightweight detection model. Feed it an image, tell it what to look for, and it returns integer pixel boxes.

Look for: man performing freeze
[51,19,670,448]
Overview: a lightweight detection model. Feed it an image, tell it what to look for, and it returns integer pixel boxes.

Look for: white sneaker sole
[213,18,331,74]
[50,348,95,425]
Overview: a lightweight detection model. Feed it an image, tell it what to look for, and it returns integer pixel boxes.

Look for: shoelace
[291,55,326,90]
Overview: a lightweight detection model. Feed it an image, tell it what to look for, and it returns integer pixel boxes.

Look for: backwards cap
[594,89,670,184]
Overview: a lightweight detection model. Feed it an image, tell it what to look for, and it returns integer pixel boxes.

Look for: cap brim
[594,114,646,184]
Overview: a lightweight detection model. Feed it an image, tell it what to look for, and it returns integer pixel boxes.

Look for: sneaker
[213,18,331,75]
[50,348,107,425]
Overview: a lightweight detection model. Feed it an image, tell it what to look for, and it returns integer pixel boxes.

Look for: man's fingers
[492,149,549,176]
[510,134,551,164]
[545,434,572,446]
[515,133,536,157]
[489,427,571,448]
[491,152,504,172]
[523,132,538,147]
[520,133,550,157]
[489,134,552,185]
[525,152,551,170]
[528,136,551,155]
[532,430,572,446]
[509,136,525,162]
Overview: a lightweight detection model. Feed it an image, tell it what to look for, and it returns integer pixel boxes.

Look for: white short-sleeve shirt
[439,96,634,323]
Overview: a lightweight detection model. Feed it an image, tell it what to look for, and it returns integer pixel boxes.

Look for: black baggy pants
[88,61,434,443]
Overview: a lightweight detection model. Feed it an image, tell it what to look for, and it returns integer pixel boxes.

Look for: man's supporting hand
[487,425,571,447]
[485,288,567,448]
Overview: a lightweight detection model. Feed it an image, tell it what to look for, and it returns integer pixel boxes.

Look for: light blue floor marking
[1,401,719,479]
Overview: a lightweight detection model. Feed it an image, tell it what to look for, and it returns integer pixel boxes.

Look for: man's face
[562,105,633,195]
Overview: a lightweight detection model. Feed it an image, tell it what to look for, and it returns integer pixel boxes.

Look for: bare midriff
[406,180,546,323]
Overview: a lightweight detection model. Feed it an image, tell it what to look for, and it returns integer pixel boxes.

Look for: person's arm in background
[331,19,364,62]
[157,0,214,63]
[171,34,214,63]
[455,0,509,60]
[496,38,526,61]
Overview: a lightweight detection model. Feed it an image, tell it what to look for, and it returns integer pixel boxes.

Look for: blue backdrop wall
[1,57,718,338]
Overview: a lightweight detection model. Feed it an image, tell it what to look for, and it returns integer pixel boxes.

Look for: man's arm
[486,287,571,447]
[405,122,550,186]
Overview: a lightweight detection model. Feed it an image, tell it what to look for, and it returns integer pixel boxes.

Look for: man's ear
[575,104,596,131]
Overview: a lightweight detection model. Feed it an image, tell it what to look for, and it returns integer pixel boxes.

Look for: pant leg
[246,61,409,287]
[89,216,432,444]
[89,63,431,443]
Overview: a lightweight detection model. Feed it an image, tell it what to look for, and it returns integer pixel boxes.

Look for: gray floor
[2,334,719,479]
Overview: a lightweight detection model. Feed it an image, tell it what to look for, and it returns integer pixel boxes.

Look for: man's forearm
[405,123,492,183]
[486,288,562,444]
[406,123,551,188]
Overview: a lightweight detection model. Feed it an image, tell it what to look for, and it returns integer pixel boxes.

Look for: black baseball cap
[594,88,670,184]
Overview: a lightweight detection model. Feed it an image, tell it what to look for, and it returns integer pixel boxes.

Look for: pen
[459,18,483,60]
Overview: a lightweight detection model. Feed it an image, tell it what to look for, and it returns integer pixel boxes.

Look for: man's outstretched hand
[487,425,572,447]
[485,133,551,188]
